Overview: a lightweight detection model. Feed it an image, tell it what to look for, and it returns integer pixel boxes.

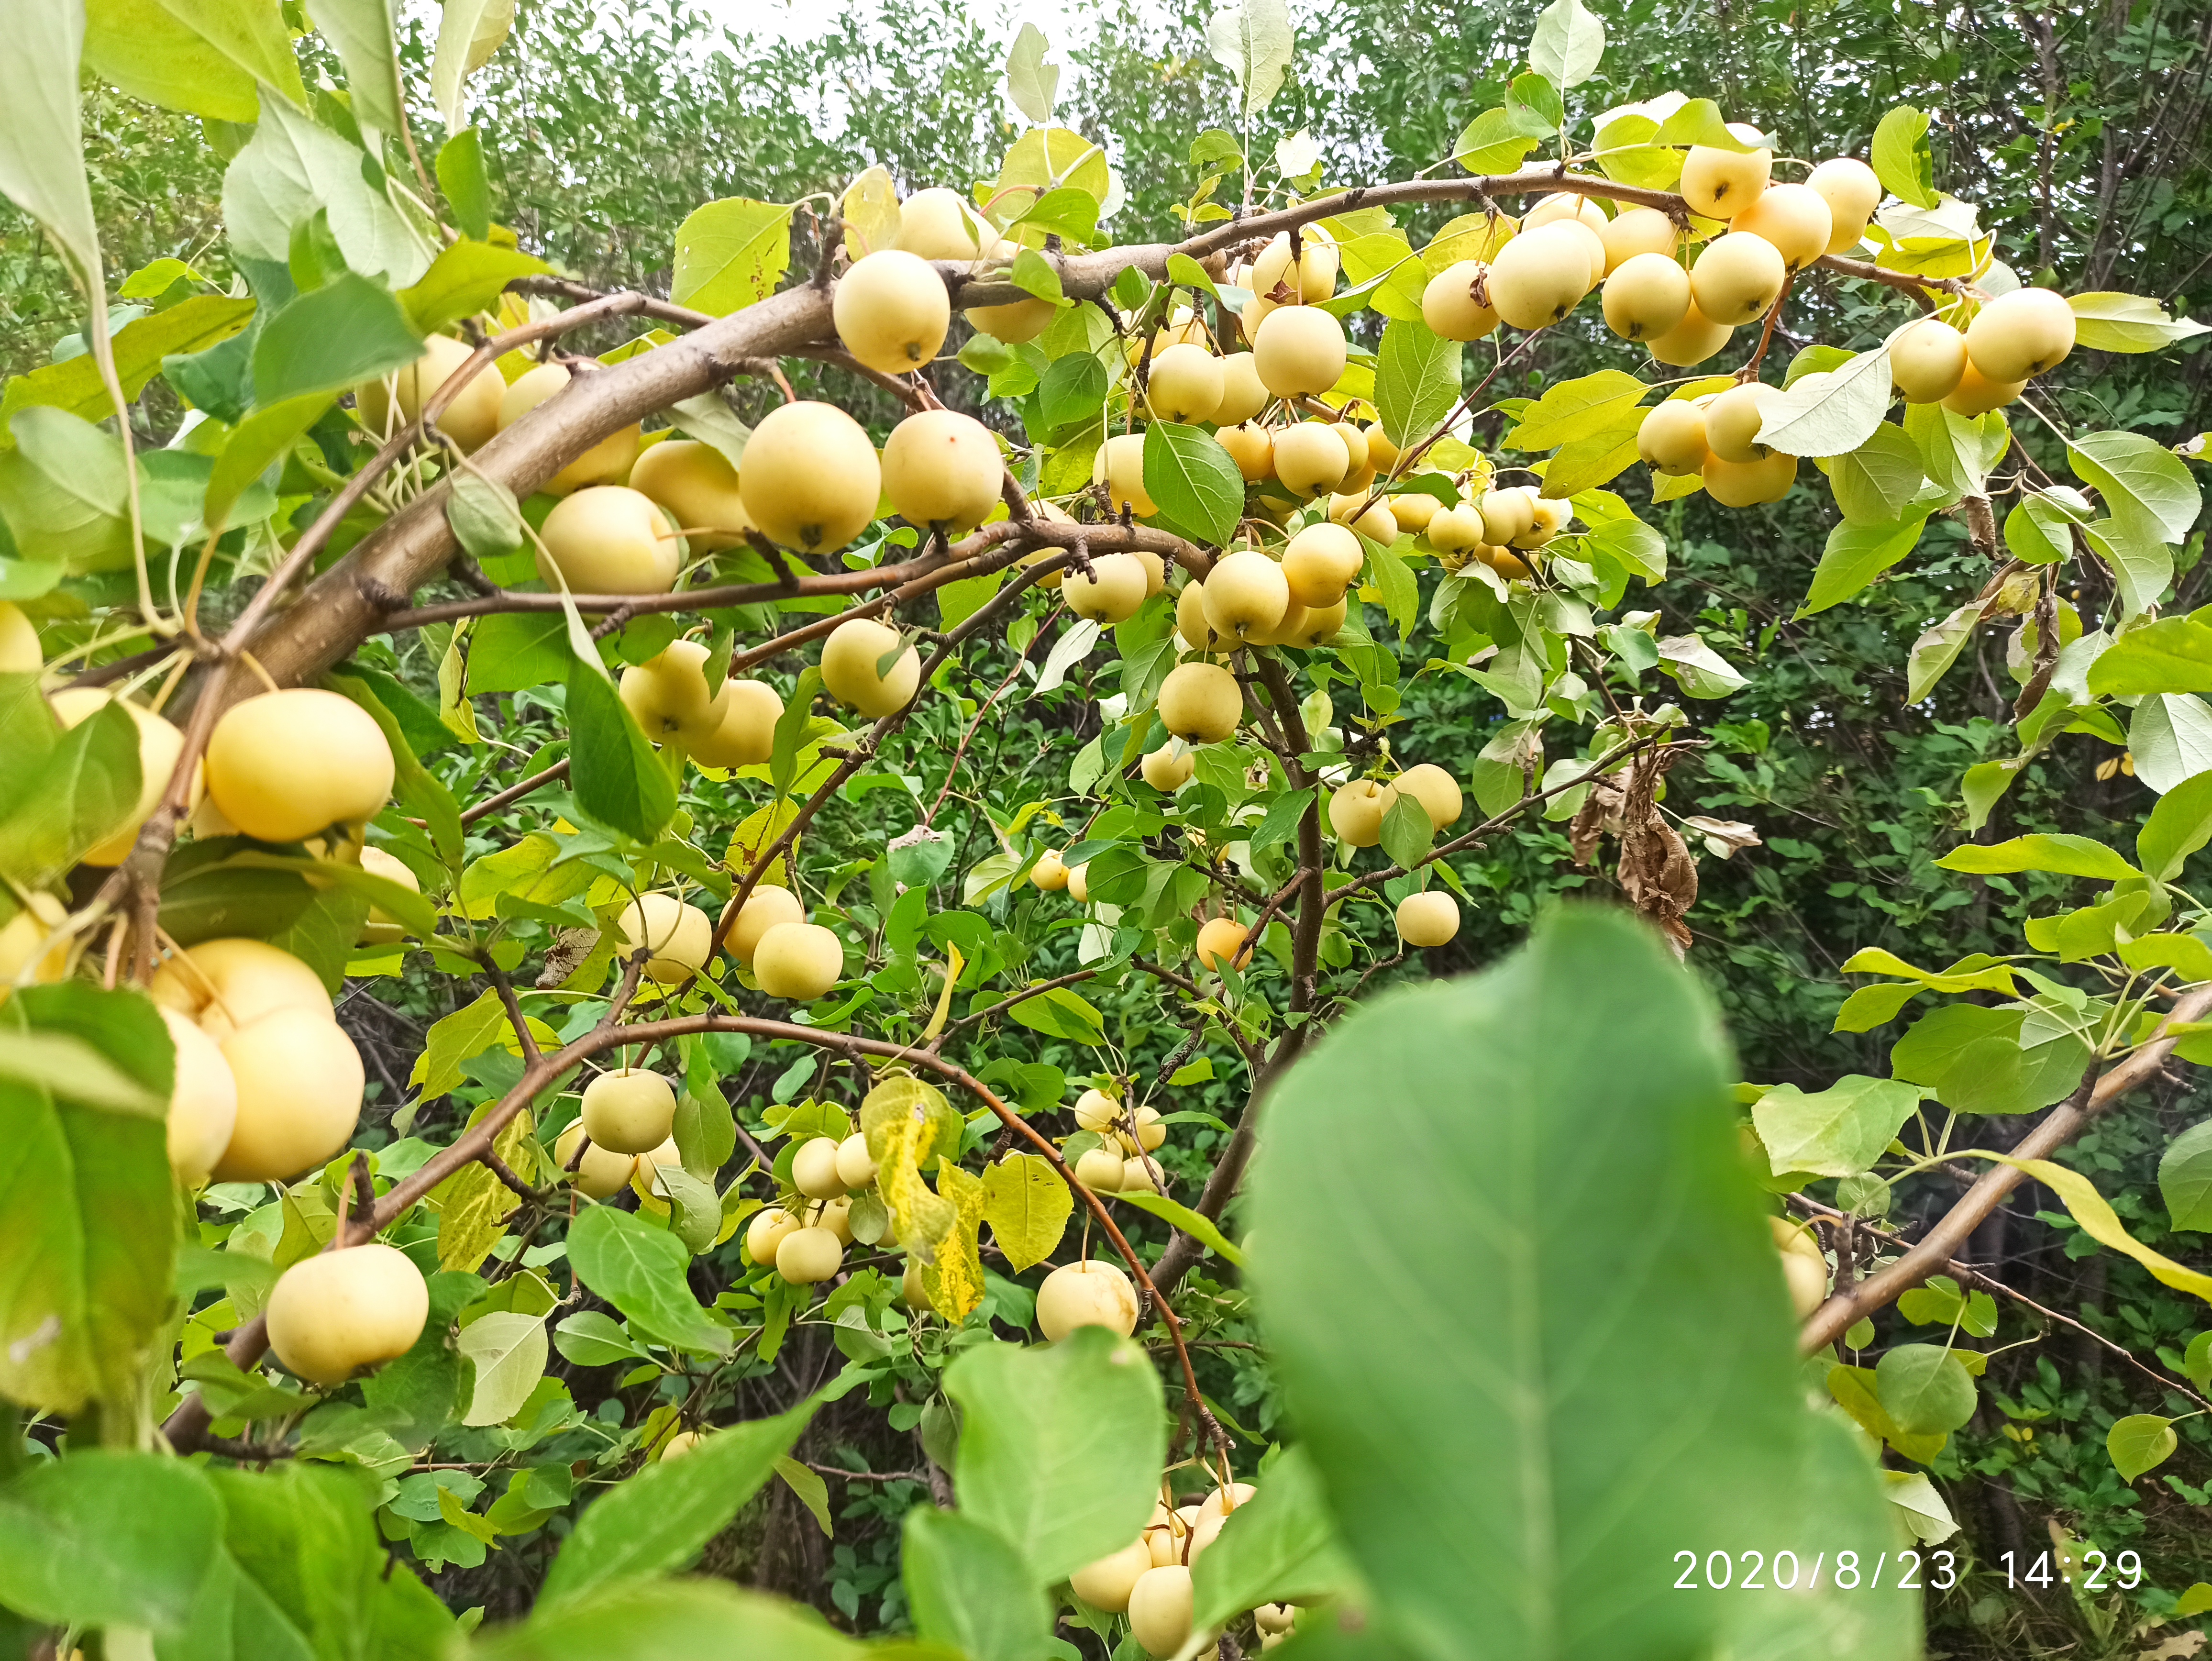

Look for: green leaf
[1006,986,1107,1045]
[436,127,491,241]
[2160,1119,2212,1231]
[2067,292,2212,354]
[2107,1414,2178,1481]
[2126,694,2212,793]
[2070,431,2201,543]
[1453,107,1540,175]
[1205,0,1294,119]
[2088,616,2212,697]
[902,1508,1050,1661]
[1935,833,2139,881]
[1108,1189,1245,1267]
[942,1325,1166,1584]
[567,648,678,841]
[0,0,103,289]
[0,986,177,1414]
[253,271,423,405]
[1189,1446,1358,1629]
[1141,421,1243,548]
[1801,511,1929,615]
[400,240,552,335]
[1005,21,1059,125]
[0,696,138,886]
[1244,909,1828,1658]
[478,1578,864,1661]
[431,0,515,134]
[0,406,131,572]
[1038,351,1106,431]
[1505,370,1646,453]
[1751,1076,1922,1179]
[1754,349,1892,458]
[672,198,794,316]
[981,1153,1072,1273]
[83,0,258,122]
[1874,1344,1977,1436]
[2138,769,2212,880]
[206,391,333,536]
[0,1451,220,1632]
[1526,0,1605,87]
[1378,789,1433,870]
[1503,72,1564,138]
[1375,317,1461,452]
[223,89,428,287]
[1366,532,1419,637]
[1871,106,1937,209]
[304,0,404,136]
[1904,602,1984,705]
[2082,516,2173,620]
[565,1206,730,1355]
[0,294,254,434]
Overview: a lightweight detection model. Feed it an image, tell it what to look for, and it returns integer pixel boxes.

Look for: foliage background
[8,0,2210,1652]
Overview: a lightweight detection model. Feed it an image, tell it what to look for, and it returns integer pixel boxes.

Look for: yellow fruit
[687,679,785,769]
[1146,344,1226,424]
[1701,451,1798,507]
[1272,421,1350,498]
[1395,889,1461,947]
[1282,521,1365,606]
[1601,252,1691,342]
[1389,490,1438,532]
[159,1007,237,1185]
[1065,553,1150,623]
[1251,307,1347,398]
[554,1121,639,1198]
[1094,433,1158,516]
[1486,224,1592,330]
[833,248,951,376]
[1125,1103,1168,1153]
[1256,1604,1296,1635]
[210,1007,363,1181]
[1119,1155,1158,1195]
[580,1067,677,1154]
[1943,362,2026,416]
[965,240,1057,343]
[719,883,804,963]
[265,1244,429,1386]
[746,1206,801,1268]
[1328,778,1394,846]
[776,1224,844,1284]
[1703,381,1781,463]
[1196,1483,1257,1523]
[1477,488,1535,547]
[1554,220,1609,289]
[537,486,682,596]
[882,410,1003,532]
[1216,421,1273,482]
[1248,599,1310,649]
[1965,288,2076,381]
[1600,206,1678,274]
[900,1259,933,1313]
[617,891,713,981]
[893,187,987,259]
[1074,1146,1125,1191]
[1890,318,1969,403]
[1285,597,1347,646]
[739,400,883,552]
[1158,661,1241,742]
[1174,582,1226,653]
[354,845,418,945]
[628,440,752,550]
[1394,763,1462,829]
[1213,353,1270,426]
[1134,742,1193,796]
[1249,230,1338,303]
[1144,1503,1197,1566]
[1129,1565,1195,1659]
[820,1193,855,1243]
[0,601,38,673]
[149,937,329,1038]
[0,891,70,995]
[46,688,196,864]
[1068,861,1093,904]
[1638,399,1711,475]
[820,617,920,718]
[1781,1249,1828,1319]
[1036,1260,1139,1341]
[1525,192,1608,234]
[1805,157,1881,254]
[659,1430,704,1461]
[1364,426,1400,472]
[836,1131,878,1189]
[1329,492,1396,546]
[792,1135,846,1199]
[1734,182,1832,272]
[1680,132,1772,220]
[1426,503,1482,553]
[205,688,394,844]
[1420,260,1499,341]
[1072,1540,1155,1613]
[619,641,726,746]
[1201,550,1291,642]
[1483,546,1533,581]
[1073,1087,1120,1133]
[1195,916,1252,971]
[1646,298,1735,367]
[497,364,640,494]
[355,332,502,452]
[1030,849,1071,892]
[752,921,844,1000]
[1691,232,1788,326]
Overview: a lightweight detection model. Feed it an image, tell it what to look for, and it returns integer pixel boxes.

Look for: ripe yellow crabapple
[1943,361,2026,416]
[1805,157,1880,253]
[792,1135,847,1199]
[1251,306,1347,398]
[355,332,503,452]
[1389,490,1438,532]
[832,248,951,376]
[752,922,845,1001]
[1095,432,1158,516]
[1158,662,1242,744]
[1074,1147,1126,1192]
[1213,352,1271,426]
[820,617,920,718]
[775,1224,844,1284]
[1734,182,1832,272]
[882,409,1004,532]
[355,846,419,946]
[555,1122,641,1198]
[1890,318,1970,403]
[1215,421,1274,482]
[1030,849,1072,892]
[1328,777,1394,846]
[719,883,804,963]
[1690,232,1788,327]
[1965,287,2077,382]
[1638,398,1711,475]
[1282,522,1365,608]
[1145,343,1226,424]
[616,891,713,981]
[1072,1539,1155,1613]
[1202,550,1292,642]
[1476,487,1535,546]
[1036,1260,1139,1341]
[497,364,641,494]
[835,1131,878,1189]
[1646,299,1734,367]
[1601,252,1692,342]
[1128,1564,1197,1659]
[659,1429,704,1461]
[204,688,395,844]
[739,400,882,553]
[0,601,39,672]
[629,439,753,550]
[893,187,988,259]
[538,486,682,596]
[1485,224,1592,330]
[1327,492,1397,546]
[159,1007,237,1185]
[1702,452,1798,507]
[1175,580,1226,652]
[580,1067,678,1155]
[1420,260,1500,342]
[1395,890,1462,948]
[1065,553,1150,623]
[1702,382,1782,464]
[1393,763,1462,829]
[1679,128,1772,219]
[265,1243,431,1386]
[1195,916,1253,971]
[1600,206,1678,273]
[747,1205,801,1268]
[1272,422,1351,498]
[1525,191,1609,234]
[1249,229,1339,303]
[965,239,1057,342]
[1142,743,1195,791]
[686,679,784,769]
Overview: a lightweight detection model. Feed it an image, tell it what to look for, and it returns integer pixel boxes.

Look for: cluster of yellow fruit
[718,881,846,1001]
[1070,1479,1292,1656]
[743,1120,883,1285]
[1061,1084,1172,1197]
[1327,762,1467,948]
[1415,479,1569,581]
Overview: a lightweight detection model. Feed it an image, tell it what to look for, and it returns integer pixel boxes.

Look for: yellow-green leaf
[981,1153,1072,1273]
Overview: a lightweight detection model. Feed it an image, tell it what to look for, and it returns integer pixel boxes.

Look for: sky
[701,0,1123,47]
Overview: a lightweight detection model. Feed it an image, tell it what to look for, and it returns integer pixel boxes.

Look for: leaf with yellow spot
[723,798,801,888]
[926,1161,986,1322]
[866,1084,956,1264]
[983,1153,1071,1273]
[434,1107,535,1273]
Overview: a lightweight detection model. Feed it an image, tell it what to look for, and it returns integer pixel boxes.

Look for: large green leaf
[83,0,259,122]
[252,271,423,405]
[2160,1119,2212,1232]
[567,649,678,842]
[2088,616,2212,696]
[0,1451,220,1632]
[901,1508,1050,1661]
[222,88,428,287]
[2138,768,2212,880]
[540,1402,817,1606]
[671,198,794,315]
[399,241,552,335]
[1801,511,1929,615]
[0,407,132,572]
[564,1206,730,1355]
[1245,908,1825,1661]
[1874,1344,1976,1436]
[941,1326,1166,1585]
[0,696,139,885]
[0,0,102,288]
[478,1578,865,1661]
[431,0,516,133]
[1375,317,1461,452]
[1935,833,2138,881]
[2069,431,2201,544]
[0,986,177,1414]
[1142,420,1243,548]
[1527,0,1605,87]
[1751,1076,1922,1179]
[303,0,404,136]
[0,294,255,434]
